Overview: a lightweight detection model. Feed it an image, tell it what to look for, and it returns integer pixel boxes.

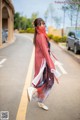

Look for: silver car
[66,31,80,54]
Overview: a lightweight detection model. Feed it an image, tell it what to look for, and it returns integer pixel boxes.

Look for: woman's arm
[37,34,61,83]
[37,34,55,70]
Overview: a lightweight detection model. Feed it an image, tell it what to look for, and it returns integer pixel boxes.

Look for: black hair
[33,18,45,45]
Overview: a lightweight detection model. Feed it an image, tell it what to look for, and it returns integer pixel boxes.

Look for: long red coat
[34,33,55,78]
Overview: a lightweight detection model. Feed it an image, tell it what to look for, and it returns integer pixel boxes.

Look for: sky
[12,0,70,28]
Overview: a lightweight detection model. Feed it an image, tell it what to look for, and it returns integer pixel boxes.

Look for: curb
[58,43,80,64]
[51,41,80,64]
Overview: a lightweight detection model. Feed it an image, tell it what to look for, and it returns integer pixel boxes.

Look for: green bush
[48,34,67,43]
[47,34,54,39]
[53,36,67,43]
[19,30,25,33]
[53,36,61,43]
[19,28,35,33]
[26,28,35,33]
[61,36,67,42]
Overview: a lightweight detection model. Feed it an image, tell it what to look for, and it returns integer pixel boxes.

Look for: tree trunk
[75,6,79,31]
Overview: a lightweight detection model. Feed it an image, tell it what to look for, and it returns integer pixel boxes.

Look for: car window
[75,32,80,39]
[68,32,75,37]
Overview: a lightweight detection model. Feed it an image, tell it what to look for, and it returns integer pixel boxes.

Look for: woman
[27,18,61,111]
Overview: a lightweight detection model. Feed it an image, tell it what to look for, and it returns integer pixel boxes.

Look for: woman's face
[41,21,45,27]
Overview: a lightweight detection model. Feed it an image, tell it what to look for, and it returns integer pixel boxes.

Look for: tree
[31,12,38,22]
[75,1,80,30]
[62,5,68,30]
[44,9,49,23]
[67,4,76,26]
[66,0,80,30]
[26,18,33,28]
[49,3,55,25]
[14,12,38,30]
[53,17,62,28]
[14,12,21,29]
[20,16,27,30]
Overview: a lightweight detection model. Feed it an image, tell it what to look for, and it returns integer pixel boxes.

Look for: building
[0,0,14,47]
[48,26,63,37]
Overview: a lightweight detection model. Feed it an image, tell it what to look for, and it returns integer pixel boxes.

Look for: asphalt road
[0,33,33,120]
[0,33,80,120]
[26,35,80,120]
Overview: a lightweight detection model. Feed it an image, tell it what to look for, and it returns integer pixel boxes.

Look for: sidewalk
[58,43,80,64]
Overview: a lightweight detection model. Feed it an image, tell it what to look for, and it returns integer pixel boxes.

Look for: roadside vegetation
[48,34,67,43]
[14,12,38,32]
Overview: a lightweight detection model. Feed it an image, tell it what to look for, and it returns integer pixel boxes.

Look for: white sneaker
[27,87,36,102]
[38,102,48,111]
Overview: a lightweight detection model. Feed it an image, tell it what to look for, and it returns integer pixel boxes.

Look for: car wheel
[74,45,78,54]
[66,42,70,50]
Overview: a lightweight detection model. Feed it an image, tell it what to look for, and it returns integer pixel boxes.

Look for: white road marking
[51,55,67,75]
[0,58,7,65]
[57,64,67,74]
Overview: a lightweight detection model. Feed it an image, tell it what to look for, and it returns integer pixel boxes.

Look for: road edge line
[16,46,35,120]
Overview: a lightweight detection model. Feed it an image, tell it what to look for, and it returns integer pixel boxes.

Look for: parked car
[66,31,80,54]
[2,29,8,43]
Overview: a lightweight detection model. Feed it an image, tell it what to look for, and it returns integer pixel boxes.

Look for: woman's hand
[51,69,61,78]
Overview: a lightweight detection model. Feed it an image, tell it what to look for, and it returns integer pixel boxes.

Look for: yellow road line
[16,47,35,120]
